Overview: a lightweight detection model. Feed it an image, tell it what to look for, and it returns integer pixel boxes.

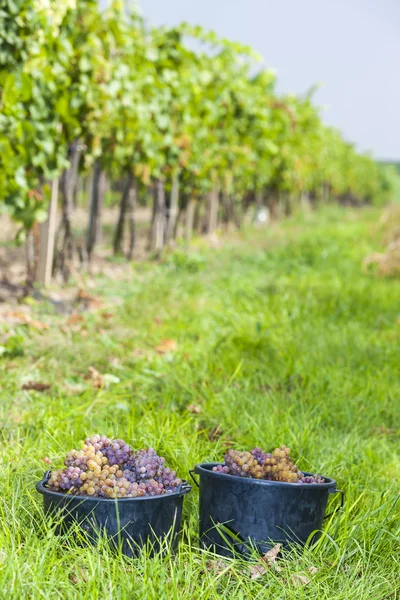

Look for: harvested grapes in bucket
[47,435,182,498]
[213,445,325,483]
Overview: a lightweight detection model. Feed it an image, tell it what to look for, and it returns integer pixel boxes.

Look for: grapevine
[1,1,399,283]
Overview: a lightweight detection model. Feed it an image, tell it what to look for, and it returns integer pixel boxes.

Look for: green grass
[0,206,399,599]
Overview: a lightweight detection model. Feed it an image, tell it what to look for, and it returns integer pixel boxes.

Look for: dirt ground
[0,206,155,306]
[0,206,153,285]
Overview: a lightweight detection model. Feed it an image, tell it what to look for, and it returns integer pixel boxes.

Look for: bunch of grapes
[48,467,85,492]
[300,474,324,484]
[156,467,182,492]
[213,445,325,484]
[213,465,230,475]
[125,448,165,481]
[223,449,264,479]
[263,446,300,483]
[46,436,182,498]
[251,447,271,466]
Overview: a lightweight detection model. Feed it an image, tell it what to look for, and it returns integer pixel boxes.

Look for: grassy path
[0,207,399,599]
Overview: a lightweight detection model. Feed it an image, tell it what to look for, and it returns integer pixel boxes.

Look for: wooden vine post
[37,178,59,286]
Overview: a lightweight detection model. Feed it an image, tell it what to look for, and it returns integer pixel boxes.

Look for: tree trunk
[321,182,329,204]
[73,175,81,209]
[283,191,292,216]
[150,178,166,253]
[266,191,279,220]
[114,172,134,255]
[185,197,196,243]
[127,178,138,260]
[255,189,264,210]
[55,141,82,280]
[207,184,220,234]
[193,197,202,233]
[300,191,311,212]
[147,182,157,252]
[25,227,35,288]
[173,205,184,240]
[96,171,106,245]
[166,172,179,245]
[87,160,106,262]
[230,195,241,229]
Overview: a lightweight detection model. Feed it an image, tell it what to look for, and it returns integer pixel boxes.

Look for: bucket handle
[189,470,199,488]
[180,481,192,494]
[324,489,344,519]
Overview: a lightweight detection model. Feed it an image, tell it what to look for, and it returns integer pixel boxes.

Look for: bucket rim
[36,471,191,502]
[194,463,336,490]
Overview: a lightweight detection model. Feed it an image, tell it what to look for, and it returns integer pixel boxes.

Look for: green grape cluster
[263,445,300,482]
[213,445,324,484]
[223,450,264,479]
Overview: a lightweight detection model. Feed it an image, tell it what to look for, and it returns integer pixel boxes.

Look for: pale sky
[140,0,399,160]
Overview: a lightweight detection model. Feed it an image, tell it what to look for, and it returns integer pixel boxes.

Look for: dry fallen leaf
[101,312,113,320]
[208,425,223,440]
[375,426,396,436]
[249,563,268,580]
[75,289,102,310]
[87,366,104,389]
[69,567,88,585]
[207,559,230,574]
[132,348,145,357]
[64,379,86,394]
[22,381,51,392]
[61,314,86,335]
[291,574,311,587]
[1,311,49,330]
[30,319,49,330]
[308,566,318,575]
[247,543,283,579]
[66,313,84,327]
[261,543,282,571]
[155,338,177,354]
[187,403,202,414]
[221,437,234,448]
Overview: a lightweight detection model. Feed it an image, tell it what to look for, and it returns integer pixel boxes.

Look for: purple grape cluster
[126,448,165,481]
[122,469,137,484]
[98,438,133,466]
[156,467,182,491]
[213,465,229,475]
[251,447,272,466]
[47,436,182,498]
[49,467,85,492]
[300,474,324,484]
[212,445,325,484]
[142,479,165,496]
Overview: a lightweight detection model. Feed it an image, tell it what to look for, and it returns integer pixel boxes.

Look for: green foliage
[0,0,399,233]
[164,248,206,273]
[0,333,24,357]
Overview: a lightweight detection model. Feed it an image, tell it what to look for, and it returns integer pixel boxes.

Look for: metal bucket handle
[324,488,345,519]
[189,470,199,488]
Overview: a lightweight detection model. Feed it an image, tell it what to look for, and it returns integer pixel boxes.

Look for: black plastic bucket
[36,471,191,557]
[192,463,343,557]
